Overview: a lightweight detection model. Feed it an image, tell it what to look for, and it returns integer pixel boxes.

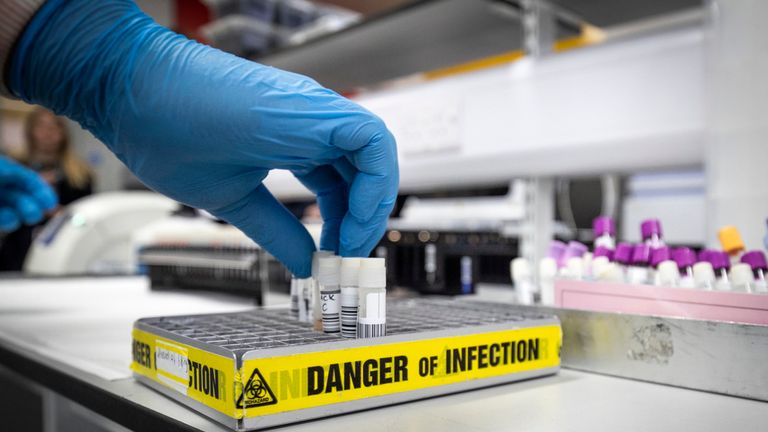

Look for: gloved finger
[0,158,57,211]
[332,157,356,183]
[0,188,46,225]
[0,207,21,232]
[332,120,398,254]
[339,201,395,257]
[334,119,398,222]
[210,183,316,277]
[294,165,349,254]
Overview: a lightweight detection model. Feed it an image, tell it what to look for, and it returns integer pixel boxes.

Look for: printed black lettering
[516,340,527,362]
[379,357,393,384]
[478,344,488,369]
[344,361,361,390]
[202,365,210,395]
[446,348,452,374]
[394,356,408,382]
[325,364,343,393]
[489,344,500,367]
[500,342,510,364]
[307,366,324,396]
[363,359,378,386]
[210,368,220,399]
[132,340,152,368]
[528,338,540,360]
[452,348,466,373]
[467,346,477,371]
[510,341,516,363]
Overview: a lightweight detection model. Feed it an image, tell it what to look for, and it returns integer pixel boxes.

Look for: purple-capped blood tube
[674,247,696,288]
[709,251,732,291]
[593,216,616,250]
[548,240,567,261]
[640,219,665,249]
[650,246,674,286]
[741,250,768,293]
[558,241,588,277]
[627,244,652,285]
[614,242,633,282]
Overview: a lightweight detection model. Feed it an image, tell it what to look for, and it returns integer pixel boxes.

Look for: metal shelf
[257,0,701,92]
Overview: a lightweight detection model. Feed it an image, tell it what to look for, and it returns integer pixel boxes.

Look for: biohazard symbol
[236,368,277,409]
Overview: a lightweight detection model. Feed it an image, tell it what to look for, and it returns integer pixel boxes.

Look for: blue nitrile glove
[0,157,58,232]
[9,0,398,277]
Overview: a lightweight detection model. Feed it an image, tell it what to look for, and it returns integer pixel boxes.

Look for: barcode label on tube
[357,322,386,338]
[341,306,358,338]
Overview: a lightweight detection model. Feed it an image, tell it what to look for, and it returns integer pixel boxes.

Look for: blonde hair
[20,107,92,189]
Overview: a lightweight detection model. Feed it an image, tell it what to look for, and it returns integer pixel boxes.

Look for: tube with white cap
[340,258,361,338]
[317,256,342,333]
[295,277,312,322]
[310,251,333,330]
[357,258,386,338]
[511,258,535,305]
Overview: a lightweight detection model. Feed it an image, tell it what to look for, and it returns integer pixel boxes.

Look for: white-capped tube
[290,277,299,313]
[310,251,334,329]
[511,258,534,305]
[357,258,386,338]
[296,277,312,322]
[655,261,680,287]
[693,262,716,290]
[340,257,361,338]
[317,256,342,333]
[539,257,558,306]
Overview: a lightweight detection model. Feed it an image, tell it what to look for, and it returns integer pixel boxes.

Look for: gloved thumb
[209,184,316,277]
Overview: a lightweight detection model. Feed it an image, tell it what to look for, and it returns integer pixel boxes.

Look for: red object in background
[175,0,211,43]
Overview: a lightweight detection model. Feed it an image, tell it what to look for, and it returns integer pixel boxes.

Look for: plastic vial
[296,277,312,322]
[339,258,361,338]
[460,256,473,294]
[640,219,665,249]
[740,250,768,293]
[511,258,535,305]
[591,246,614,281]
[693,261,716,290]
[709,251,732,291]
[729,263,755,293]
[593,216,616,250]
[613,242,634,282]
[357,258,386,338]
[627,244,652,285]
[558,241,588,275]
[581,252,594,279]
[673,247,696,288]
[718,225,745,262]
[317,256,342,333]
[538,257,558,306]
[565,257,585,280]
[311,250,333,330]
[650,246,672,286]
[290,277,299,314]
[656,261,680,287]
[547,240,567,268]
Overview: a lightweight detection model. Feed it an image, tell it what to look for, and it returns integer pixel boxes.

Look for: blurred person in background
[0,108,93,271]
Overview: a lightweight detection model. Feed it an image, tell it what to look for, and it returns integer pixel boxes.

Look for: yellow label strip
[240,325,561,417]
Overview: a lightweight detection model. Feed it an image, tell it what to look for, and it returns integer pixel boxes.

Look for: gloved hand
[0,157,57,231]
[9,0,398,277]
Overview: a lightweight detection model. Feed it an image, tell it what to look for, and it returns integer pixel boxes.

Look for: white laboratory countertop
[0,276,765,432]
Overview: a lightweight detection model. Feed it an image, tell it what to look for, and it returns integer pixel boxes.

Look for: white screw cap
[340,257,362,287]
[358,258,386,289]
[317,256,341,286]
[311,250,334,278]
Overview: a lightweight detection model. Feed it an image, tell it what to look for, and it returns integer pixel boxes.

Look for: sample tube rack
[132,298,561,430]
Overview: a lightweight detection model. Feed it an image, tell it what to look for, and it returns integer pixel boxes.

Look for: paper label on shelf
[239,325,561,418]
[131,328,238,418]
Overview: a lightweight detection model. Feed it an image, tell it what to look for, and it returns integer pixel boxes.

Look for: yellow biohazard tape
[131,328,238,418]
[239,325,561,417]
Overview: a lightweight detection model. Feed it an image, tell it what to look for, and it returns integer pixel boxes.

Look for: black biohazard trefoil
[236,368,277,408]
